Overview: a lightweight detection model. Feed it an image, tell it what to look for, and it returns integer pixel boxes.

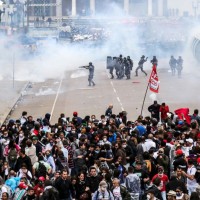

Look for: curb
[1,81,31,125]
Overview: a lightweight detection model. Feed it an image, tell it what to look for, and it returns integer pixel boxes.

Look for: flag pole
[140,65,155,116]
[140,82,150,116]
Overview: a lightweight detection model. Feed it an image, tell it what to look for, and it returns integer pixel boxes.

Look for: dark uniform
[176,56,183,78]
[110,57,117,79]
[88,62,95,86]
[115,55,123,79]
[148,101,161,121]
[127,56,133,71]
[135,55,148,76]
[169,56,177,76]
[150,56,158,66]
[124,57,131,79]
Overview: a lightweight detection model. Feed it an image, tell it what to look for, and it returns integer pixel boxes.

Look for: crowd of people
[0,103,200,200]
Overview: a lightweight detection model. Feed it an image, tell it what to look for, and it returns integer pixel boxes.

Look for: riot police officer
[176,56,183,78]
[115,55,123,79]
[127,56,133,71]
[109,57,117,79]
[124,57,131,79]
[150,56,158,66]
[169,56,177,76]
[88,62,95,86]
[118,54,123,63]
[135,55,148,76]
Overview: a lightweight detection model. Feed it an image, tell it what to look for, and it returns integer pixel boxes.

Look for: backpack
[43,187,59,200]
[8,148,17,161]
[35,161,47,178]
[96,190,111,200]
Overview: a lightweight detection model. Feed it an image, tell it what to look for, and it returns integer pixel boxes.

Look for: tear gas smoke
[0,2,198,83]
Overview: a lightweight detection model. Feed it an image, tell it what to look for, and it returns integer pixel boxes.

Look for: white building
[167,0,198,17]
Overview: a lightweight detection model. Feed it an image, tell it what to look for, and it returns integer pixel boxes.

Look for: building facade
[29,0,168,19]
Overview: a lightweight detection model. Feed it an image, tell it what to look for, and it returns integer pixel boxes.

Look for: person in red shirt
[34,176,45,197]
[159,103,169,122]
[152,166,169,200]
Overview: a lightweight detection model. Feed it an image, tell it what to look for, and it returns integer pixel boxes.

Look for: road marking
[50,77,63,121]
[107,72,124,111]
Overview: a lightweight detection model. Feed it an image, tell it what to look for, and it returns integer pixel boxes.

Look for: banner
[149,65,159,93]
[174,108,191,125]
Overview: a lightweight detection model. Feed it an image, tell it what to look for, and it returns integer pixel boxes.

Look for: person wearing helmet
[124,57,131,79]
[176,56,183,78]
[127,56,133,71]
[135,55,148,76]
[151,56,158,67]
[88,62,95,86]
[169,55,177,76]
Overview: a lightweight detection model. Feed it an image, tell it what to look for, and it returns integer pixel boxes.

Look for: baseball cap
[73,112,78,116]
[197,157,200,164]
[32,136,38,140]
[18,182,27,189]
[38,176,45,181]
[186,138,193,143]
[176,149,183,155]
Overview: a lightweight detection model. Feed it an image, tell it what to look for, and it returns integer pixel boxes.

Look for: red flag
[149,65,159,93]
[174,108,191,124]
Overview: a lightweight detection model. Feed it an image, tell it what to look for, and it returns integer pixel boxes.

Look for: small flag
[174,108,191,124]
[149,65,159,93]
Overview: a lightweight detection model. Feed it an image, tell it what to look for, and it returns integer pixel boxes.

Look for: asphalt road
[8,61,200,124]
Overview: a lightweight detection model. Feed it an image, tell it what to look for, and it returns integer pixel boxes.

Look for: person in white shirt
[143,134,156,152]
[98,135,111,147]
[20,111,27,125]
[112,178,131,200]
[25,139,38,165]
[181,159,198,195]
[183,138,194,157]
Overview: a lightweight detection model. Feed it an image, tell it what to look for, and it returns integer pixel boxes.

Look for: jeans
[161,191,166,200]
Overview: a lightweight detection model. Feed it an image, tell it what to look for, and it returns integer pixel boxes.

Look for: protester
[0,103,199,200]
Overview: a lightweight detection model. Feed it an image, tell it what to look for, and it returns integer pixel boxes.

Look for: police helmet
[141,55,145,58]
[89,62,92,65]
[127,56,130,59]
[119,54,122,58]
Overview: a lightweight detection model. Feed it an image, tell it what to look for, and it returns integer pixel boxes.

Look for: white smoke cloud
[0,2,198,84]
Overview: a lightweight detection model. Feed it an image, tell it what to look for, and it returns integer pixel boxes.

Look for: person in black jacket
[40,180,60,200]
[144,177,163,200]
[166,173,187,194]
[173,149,187,171]
[54,169,75,200]
[148,101,160,121]
[15,148,32,173]
[75,172,91,200]
[85,166,101,194]
[105,104,113,118]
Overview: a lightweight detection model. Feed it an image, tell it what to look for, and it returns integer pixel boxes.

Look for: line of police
[83,55,183,86]
[169,56,183,78]
[108,55,158,79]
